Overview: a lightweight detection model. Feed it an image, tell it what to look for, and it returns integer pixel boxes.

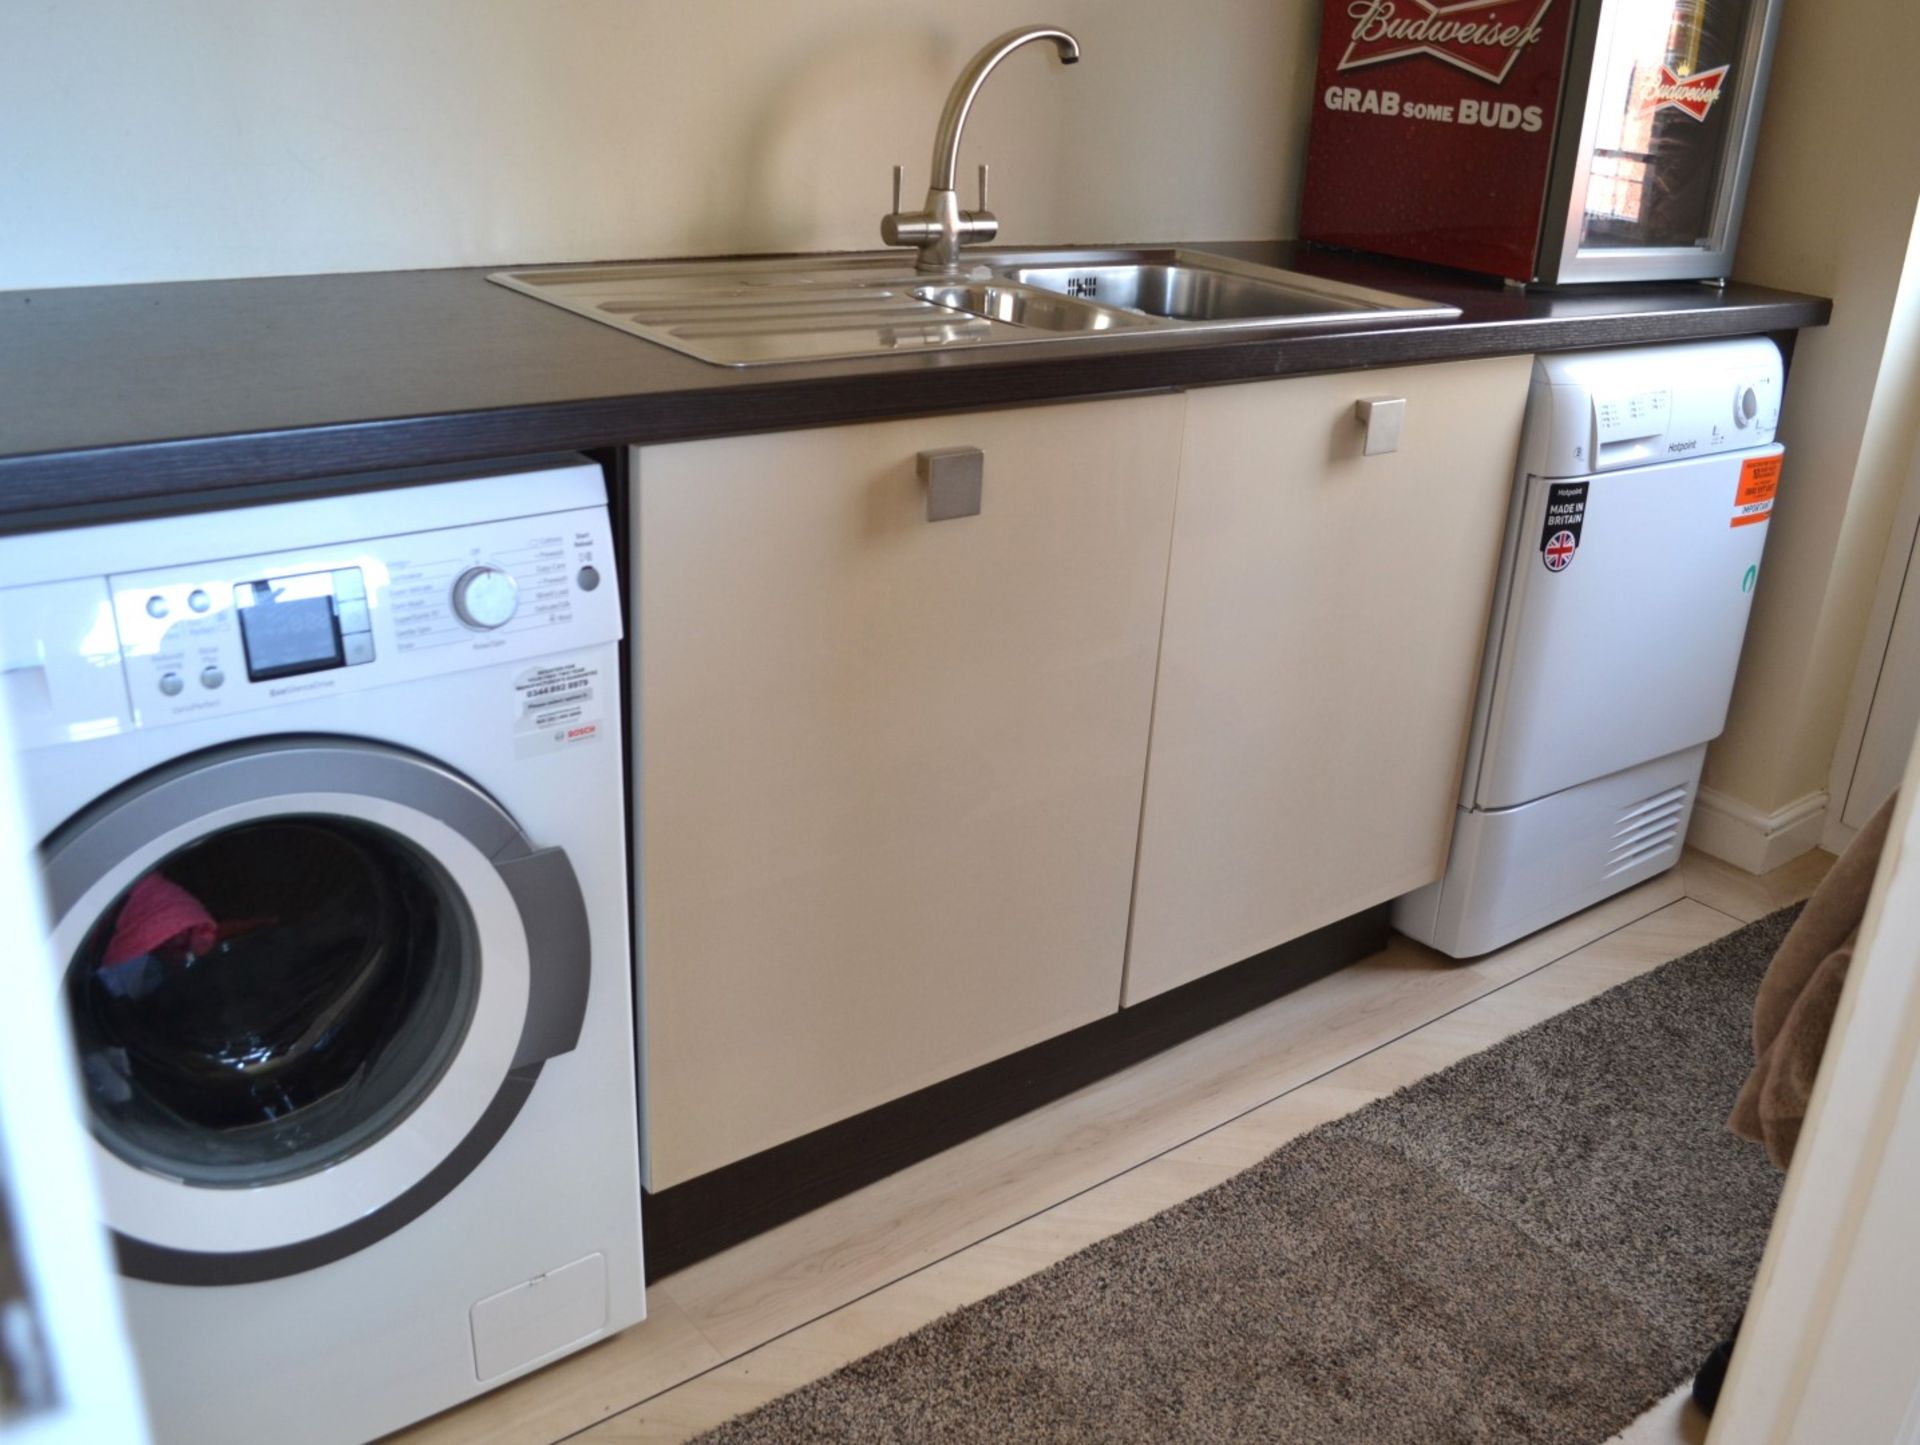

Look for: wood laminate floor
[390,847,1833,1445]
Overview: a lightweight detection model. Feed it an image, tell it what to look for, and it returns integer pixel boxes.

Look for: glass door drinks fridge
[1299,0,1784,285]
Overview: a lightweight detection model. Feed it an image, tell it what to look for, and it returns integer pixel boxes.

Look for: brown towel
[1728,791,1898,1169]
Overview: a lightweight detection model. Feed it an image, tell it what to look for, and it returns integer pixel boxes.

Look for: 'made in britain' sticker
[1540,481,1588,571]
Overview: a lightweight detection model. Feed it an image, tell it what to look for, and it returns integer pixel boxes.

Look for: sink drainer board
[487,248,1460,366]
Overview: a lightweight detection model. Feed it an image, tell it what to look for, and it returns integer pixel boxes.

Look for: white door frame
[1711,727,1920,1442]
[0,712,148,1444]
[1823,369,1920,857]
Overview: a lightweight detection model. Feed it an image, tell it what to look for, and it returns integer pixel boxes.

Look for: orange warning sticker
[1737,455,1782,504]
[1732,454,1781,528]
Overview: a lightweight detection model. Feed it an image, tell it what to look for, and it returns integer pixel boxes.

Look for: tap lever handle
[977,163,989,213]
[891,164,903,215]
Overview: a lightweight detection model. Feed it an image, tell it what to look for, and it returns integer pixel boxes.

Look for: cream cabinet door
[634,394,1185,1188]
[1126,357,1534,1005]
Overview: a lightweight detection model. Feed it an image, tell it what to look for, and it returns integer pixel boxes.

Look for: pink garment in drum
[100,873,219,967]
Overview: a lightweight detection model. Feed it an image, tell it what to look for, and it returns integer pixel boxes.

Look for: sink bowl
[1006,260,1383,323]
[488,248,1459,366]
[913,282,1153,332]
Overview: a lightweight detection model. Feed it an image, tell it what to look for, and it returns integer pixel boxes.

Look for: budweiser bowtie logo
[1338,0,1557,85]
[1637,63,1731,120]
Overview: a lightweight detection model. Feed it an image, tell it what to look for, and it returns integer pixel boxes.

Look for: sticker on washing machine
[513,656,604,757]
[1732,454,1781,527]
[1540,481,1588,571]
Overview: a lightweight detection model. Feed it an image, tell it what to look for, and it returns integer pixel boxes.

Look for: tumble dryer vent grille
[1605,784,1689,878]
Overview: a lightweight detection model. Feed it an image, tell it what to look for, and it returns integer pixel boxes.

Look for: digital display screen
[236,574,343,681]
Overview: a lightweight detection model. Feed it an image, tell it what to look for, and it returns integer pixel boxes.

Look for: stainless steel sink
[487,248,1459,367]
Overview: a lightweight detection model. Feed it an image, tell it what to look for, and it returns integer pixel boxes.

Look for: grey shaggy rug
[699,907,1796,1444]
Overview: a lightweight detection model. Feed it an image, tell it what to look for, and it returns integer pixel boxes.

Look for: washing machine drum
[66,816,477,1187]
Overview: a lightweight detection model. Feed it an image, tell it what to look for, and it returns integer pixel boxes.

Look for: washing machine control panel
[0,503,620,743]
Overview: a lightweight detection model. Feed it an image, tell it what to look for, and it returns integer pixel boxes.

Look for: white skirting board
[1688,785,1830,874]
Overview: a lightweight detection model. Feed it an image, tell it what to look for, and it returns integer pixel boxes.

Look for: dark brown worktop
[0,240,1829,528]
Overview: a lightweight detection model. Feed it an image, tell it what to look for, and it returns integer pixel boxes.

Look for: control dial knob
[1734,384,1760,429]
[451,564,519,630]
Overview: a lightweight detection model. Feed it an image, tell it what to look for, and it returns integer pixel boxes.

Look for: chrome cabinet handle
[1355,396,1406,456]
[918,447,984,521]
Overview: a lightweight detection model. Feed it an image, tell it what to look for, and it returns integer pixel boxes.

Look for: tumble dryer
[0,460,643,1444]
[1396,337,1784,957]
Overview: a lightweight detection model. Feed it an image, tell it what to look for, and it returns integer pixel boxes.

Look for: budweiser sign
[1637,62,1731,121]
[1337,0,1557,85]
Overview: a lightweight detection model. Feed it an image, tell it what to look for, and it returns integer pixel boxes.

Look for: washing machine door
[41,737,592,1286]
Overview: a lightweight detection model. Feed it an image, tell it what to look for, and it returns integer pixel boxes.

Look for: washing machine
[0,458,644,1445]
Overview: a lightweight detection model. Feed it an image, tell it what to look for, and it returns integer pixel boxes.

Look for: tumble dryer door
[41,737,590,1286]
[1470,445,1779,810]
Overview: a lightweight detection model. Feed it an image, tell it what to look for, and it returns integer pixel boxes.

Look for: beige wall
[1702,0,1920,821]
[0,0,1317,290]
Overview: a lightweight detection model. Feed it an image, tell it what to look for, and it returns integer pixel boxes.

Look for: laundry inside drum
[64,816,479,1188]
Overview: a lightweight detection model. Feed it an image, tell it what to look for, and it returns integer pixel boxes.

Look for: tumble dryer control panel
[0,470,619,749]
[1521,336,1783,479]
